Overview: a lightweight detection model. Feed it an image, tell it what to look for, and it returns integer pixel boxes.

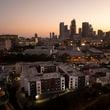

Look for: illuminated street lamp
[81,43,85,46]
[35,95,39,99]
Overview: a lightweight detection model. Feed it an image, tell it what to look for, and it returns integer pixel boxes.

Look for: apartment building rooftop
[58,63,83,76]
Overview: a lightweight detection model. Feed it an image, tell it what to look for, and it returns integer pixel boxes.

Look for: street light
[35,95,39,99]
[81,43,85,46]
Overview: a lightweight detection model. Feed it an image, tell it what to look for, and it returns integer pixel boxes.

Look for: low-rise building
[96,72,110,85]
[20,62,65,97]
[58,64,89,89]
[0,39,12,50]
[23,46,57,55]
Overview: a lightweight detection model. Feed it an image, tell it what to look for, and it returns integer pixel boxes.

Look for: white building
[58,64,89,89]
[96,72,110,85]
[19,62,65,97]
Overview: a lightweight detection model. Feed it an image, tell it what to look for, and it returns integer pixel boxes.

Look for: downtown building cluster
[59,19,110,40]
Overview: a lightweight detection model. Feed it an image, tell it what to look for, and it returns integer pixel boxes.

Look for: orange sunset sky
[0,0,110,37]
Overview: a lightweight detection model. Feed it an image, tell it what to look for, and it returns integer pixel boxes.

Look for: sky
[0,0,110,37]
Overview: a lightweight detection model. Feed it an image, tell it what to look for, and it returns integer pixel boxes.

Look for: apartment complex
[19,62,88,97]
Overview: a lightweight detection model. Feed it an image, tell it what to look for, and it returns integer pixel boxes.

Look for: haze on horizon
[0,0,110,37]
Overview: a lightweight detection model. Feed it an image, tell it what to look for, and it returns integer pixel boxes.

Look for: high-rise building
[70,19,76,37]
[59,22,69,40]
[34,33,38,44]
[82,22,91,37]
[89,24,94,37]
[59,22,65,38]
[35,33,38,38]
[64,25,70,38]
[78,28,82,35]
[50,32,52,39]
[105,31,110,38]
[50,32,57,40]
[97,30,104,37]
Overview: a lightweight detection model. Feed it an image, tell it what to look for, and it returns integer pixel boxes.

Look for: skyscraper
[59,22,65,38]
[78,28,82,36]
[70,19,76,37]
[59,22,69,40]
[82,22,90,37]
[97,30,104,37]
[35,33,38,38]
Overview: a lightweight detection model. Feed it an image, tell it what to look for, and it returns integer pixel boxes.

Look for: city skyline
[0,0,110,37]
